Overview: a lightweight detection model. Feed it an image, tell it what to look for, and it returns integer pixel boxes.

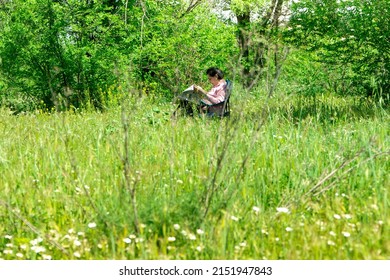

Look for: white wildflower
[371,204,378,210]
[189,234,196,240]
[342,232,351,237]
[231,215,239,221]
[343,214,352,219]
[31,246,46,253]
[285,227,293,232]
[42,254,52,260]
[123,238,131,244]
[276,207,290,214]
[196,229,204,235]
[16,253,24,258]
[333,214,341,220]
[73,240,82,247]
[73,252,81,258]
[88,222,97,229]
[167,237,176,242]
[129,234,136,239]
[252,206,260,213]
[30,237,43,246]
[4,235,12,240]
[329,231,337,236]
[3,249,13,255]
[327,240,335,246]
[173,224,180,230]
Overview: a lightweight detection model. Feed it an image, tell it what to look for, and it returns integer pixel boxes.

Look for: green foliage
[130,2,238,99]
[1,0,389,111]
[0,0,239,110]
[0,0,132,111]
[281,51,326,98]
[286,0,390,99]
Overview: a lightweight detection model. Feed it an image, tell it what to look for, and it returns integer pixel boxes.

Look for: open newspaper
[174,85,204,104]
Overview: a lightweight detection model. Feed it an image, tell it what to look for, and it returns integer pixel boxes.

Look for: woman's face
[208,75,220,87]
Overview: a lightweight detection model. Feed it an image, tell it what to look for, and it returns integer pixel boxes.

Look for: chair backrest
[222,79,233,116]
[225,80,233,109]
[225,79,233,99]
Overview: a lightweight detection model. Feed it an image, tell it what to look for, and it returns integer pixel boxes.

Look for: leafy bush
[0,1,239,110]
[285,0,389,100]
[0,0,131,111]
[129,2,239,99]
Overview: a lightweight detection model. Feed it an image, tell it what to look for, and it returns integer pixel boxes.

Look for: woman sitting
[173,67,227,117]
[193,67,227,109]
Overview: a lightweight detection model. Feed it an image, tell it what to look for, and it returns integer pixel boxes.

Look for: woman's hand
[194,85,206,95]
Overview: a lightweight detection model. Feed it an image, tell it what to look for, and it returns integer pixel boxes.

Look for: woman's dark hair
[206,67,224,80]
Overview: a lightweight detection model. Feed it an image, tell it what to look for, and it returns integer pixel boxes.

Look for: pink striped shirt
[205,80,226,104]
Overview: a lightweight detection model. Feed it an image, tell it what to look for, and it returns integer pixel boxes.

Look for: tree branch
[179,0,204,18]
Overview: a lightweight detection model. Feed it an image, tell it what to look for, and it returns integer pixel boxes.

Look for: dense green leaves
[0,0,239,110]
[134,3,238,97]
[0,0,388,112]
[286,0,390,98]
[0,0,134,111]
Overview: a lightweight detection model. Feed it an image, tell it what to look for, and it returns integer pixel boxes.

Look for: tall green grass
[0,90,388,260]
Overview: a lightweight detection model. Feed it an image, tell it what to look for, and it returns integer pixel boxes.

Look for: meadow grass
[0,89,389,260]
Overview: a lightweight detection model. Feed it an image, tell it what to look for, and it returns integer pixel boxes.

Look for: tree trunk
[235,0,285,90]
[236,12,251,88]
